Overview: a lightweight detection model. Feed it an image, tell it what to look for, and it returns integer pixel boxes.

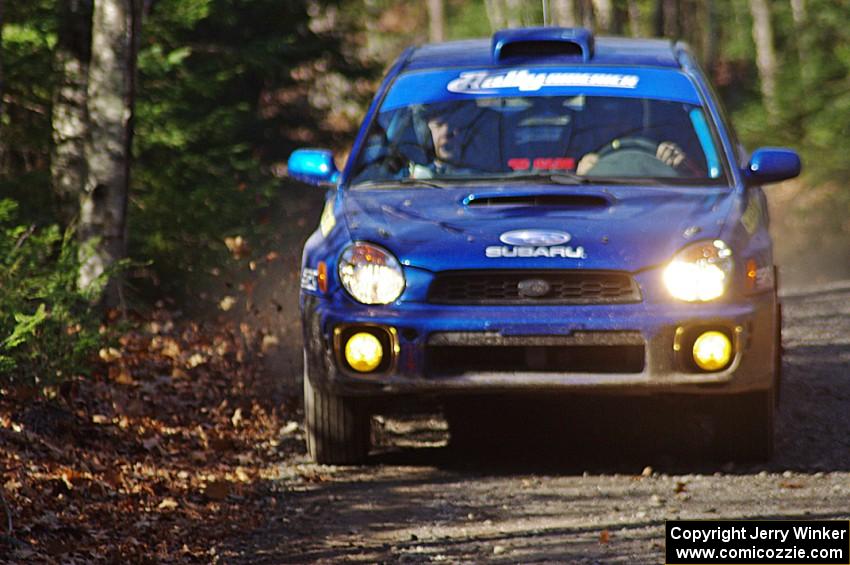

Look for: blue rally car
[288,28,801,464]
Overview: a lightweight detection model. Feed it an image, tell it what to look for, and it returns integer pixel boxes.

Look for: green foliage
[130,0,373,297]
[446,0,491,39]
[5,0,850,300]
[0,1,59,226]
[0,199,104,386]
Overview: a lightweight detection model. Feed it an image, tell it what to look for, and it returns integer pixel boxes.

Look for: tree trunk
[627,0,642,37]
[702,0,717,71]
[748,0,778,120]
[427,0,445,43]
[79,0,142,305]
[789,0,805,28]
[551,0,577,27]
[653,0,663,37]
[52,0,93,227]
[578,0,595,29]
[0,0,5,160]
[662,0,679,38]
[484,0,505,31]
[789,0,810,81]
[505,0,522,28]
[592,0,613,32]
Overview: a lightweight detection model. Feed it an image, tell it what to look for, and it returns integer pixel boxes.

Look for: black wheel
[303,360,370,465]
[714,389,775,462]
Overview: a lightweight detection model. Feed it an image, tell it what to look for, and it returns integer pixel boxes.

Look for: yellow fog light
[692,331,732,371]
[344,332,383,373]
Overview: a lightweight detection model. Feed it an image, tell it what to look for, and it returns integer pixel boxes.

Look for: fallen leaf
[209,436,233,452]
[261,334,279,353]
[279,421,299,436]
[231,408,243,428]
[599,529,611,544]
[205,480,230,501]
[99,347,122,363]
[224,236,250,259]
[4,479,21,492]
[160,338,181,358]
[187,353,206,368]
[60,471,75,491]
[103,469,124,488]
[158,498,179,510]
[109,365,135,385]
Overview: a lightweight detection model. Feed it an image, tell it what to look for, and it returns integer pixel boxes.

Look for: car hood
[342,184,735,272]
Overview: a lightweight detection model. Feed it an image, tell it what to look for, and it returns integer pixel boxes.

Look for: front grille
[428,270,641,305]
[426,331,646,376]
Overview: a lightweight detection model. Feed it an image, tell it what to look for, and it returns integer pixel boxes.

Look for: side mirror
[743,147,801,186]
[287,148,339,187]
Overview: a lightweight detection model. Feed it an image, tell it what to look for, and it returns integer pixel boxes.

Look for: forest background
[2,0,849,383]
[2,0,850,559]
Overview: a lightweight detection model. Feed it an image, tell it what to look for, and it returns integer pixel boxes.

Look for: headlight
[663,240,733,302]
[338,242,405,304]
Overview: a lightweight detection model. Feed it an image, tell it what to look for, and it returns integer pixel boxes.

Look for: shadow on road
[224,291,850,564]
[370,395,736,476]
[774,288,850,473]
[363,289,850,475]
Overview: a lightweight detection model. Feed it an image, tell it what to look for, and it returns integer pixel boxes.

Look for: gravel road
[231,284,850,563]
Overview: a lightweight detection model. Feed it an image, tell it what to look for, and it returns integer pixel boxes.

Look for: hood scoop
[465,193,610,209]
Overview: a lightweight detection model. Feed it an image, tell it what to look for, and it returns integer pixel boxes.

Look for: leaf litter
[0,307,302,562]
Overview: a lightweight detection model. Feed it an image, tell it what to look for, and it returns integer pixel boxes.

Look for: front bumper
[302,292,777,397]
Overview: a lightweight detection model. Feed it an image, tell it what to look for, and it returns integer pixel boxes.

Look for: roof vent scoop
[492,27,594,63]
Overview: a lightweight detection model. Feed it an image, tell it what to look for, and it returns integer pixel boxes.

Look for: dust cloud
[767,180,850,292]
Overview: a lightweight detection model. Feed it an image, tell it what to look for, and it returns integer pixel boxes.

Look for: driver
[427,111,464,169]
[576,139,687,175]
[410,103,483,178]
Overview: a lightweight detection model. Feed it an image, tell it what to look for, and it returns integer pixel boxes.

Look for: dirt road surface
[229,284,850,563]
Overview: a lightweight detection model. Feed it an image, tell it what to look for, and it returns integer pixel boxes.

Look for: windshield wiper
[351,178,448,189]
[507,172,689,185]
[579,175,685,185]
[531,172,588,185]
[458,172,590,185]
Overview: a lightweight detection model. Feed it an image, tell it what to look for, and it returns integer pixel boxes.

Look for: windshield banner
[382,67,701,111]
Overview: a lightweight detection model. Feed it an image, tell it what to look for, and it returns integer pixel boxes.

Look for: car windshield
[349,67,728,187]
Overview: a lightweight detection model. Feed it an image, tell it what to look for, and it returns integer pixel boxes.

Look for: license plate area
[425,331,645,377]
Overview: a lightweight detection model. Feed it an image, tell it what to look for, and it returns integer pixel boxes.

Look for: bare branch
[12,225,36,253]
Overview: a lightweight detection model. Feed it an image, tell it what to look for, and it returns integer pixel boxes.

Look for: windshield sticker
[379,67,702,111]
[507,157,575,171]
[448,70,639,94]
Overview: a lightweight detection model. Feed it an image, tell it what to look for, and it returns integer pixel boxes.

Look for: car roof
[404,30,683,72]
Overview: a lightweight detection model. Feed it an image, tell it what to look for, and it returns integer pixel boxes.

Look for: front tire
[303,361,370,465]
